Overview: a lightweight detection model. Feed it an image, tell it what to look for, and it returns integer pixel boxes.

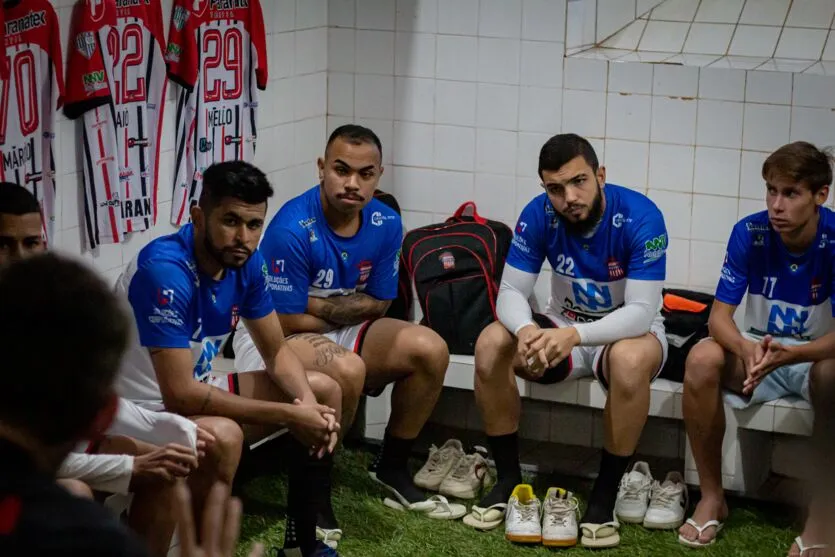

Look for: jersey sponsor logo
[511,235,529,253]
[98,197,121,209]
[83,71,108,94]
[571,280,613,311]
[199,138,213,152]
[5,11,47,36]
[75,32,97,60]
[372,211,383,226]
[119,167,134,182]
[115,0,153,6]
[440,251,455,270]
[720,265,736,284]
[149,288,183,327]
[166,43,182,63]
[746,222,769,232]
[767,303,809,338]
[643,234,667,263]
[128,136,150,148]
[753,233,765,247]
[607,258,624,280]
[612,213,624,228]
[357,260,373,284]
[308,228,318,243]
[224,134,243,145]
[210,0,249,9]
[298,217,316,228]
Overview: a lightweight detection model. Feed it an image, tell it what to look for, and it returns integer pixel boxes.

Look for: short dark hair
[326,124,382,159]
[198,161,274,215]
[0,182,40,216]
[538,133,599,178]
[0,254,130,445]
[763,142,834,194]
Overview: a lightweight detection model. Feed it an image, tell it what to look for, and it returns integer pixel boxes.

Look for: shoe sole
[616,512,646,524]
[543,537,578,547]
[413,478,443,491]
[439,484,478,499]
[643,518,685,530]
[505,533,542,544]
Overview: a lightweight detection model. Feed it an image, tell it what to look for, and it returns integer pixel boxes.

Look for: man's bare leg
[56,479,93,499]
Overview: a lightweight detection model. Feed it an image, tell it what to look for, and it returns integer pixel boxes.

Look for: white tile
[355,74,394,119]
[651,97,697,145]
[436,35,478,81]
[739,150,767,200]
[695,0,745,23]
[477,84,520,130]
[518,87,562,133]
[563,57,609,91]
[476,129,518,175]
[519,400,552,442]
[824,31,835,61]
[396,0,438,33]
[606,93,652,141]
[665,237,691,285]
[743,104,791,152]
[697,100,744,149]
[395,77,434,123]
[786,0,835,29]
[361,118,394,165]
[744,70,791,106]
[694,147,741,197]
[517,132,552,178]
[575,47,634,60]
[738,197,763,221]
[739,0,791,26]
[637,0,664,17]
[294,72,327,120]
[395,32,436,77]
[393,167,436,211]
[293,117,326,166]
[478,0,522,39]
[434,80,477,126]
[562,90,607,138]
[434,125,476,171]
[638,21,690,53]
[608,61,653,94]
[665,53,722,67]
[329,0,355,28]
[597,0,638,43]
[651,0,699,22]
[393,122,434,167]
[790,107,835,147]
[691,194,738,242]
[87,242,124,273]
[699,68,745,101]
[793,74,835,109]
[296,0,327,29]
[756,59,816,73]
[272,0,296,32]
[272,32,295,79]
[604,140,650,191]
[356,0,396,30]
[271,79,295,124]
[708,55,770,70]
[775,28,828,61]
[653,65,699,97]
[689,240,727,288]
[432,170,475,210]
[272,123,296,171]
[355,31,395,74]
[728,26,782,58]
[648,143,695,192]
[648,190,692,239]
[601,19,647,51]
[437,0,479,35]
[473,174,517,222]
[803,62,835,76]
[684,23,734,56]
[523,0,567,43]
[478,38,521,85]
[328,29,355,73]
[566,0,598,50]
[521,41,564,88]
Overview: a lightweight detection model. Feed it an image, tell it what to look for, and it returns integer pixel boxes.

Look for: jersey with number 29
[166,0,268,226]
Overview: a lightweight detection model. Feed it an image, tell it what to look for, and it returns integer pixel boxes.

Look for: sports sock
[477,432,522,508]
[373,430,426,503]
[581,449,632,524]
[310,454,338,530]
[283,440,318,555]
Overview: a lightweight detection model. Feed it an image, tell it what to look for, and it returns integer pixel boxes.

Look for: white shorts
[532,311,669,390]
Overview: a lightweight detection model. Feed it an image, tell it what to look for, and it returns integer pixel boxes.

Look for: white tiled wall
[45,0,328,284]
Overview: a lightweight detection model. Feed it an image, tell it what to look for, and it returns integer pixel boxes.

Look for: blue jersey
[507,184,667,323]
[716,209,835,340]
[259,186,403,313]
[115,224,274,406]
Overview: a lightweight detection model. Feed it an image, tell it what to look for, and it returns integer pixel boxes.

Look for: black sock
[478,432,522,508]
[581,449,632,524]
[372,430,425,503]
[310,454,338,530]
[283,440,317,555]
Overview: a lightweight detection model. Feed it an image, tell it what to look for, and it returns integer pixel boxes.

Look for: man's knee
[308,372,343,408]
[329,351,366,400]
[684,340,725,391]
[198,416,244,464]
[57,479,94,499]
[404,325,449,380]
[474,322,515,383]
[809,360,835,405]
[606,340,653,398]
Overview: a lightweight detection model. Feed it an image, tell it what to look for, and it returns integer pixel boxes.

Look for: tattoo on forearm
[316,293,388,326]
[296,333,349,367]
[199,386,215,414]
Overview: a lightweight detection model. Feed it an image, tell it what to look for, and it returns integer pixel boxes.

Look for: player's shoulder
[132,227,197,284]
[607,184,662,219]
[365,197,401,231]
[270,186,320,236]
[519,192,552,220]
[733,210,770,235]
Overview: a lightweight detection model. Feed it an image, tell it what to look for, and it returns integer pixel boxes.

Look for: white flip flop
[791,536,829,555]
[315,527,342,550]
[580,520,621,548]
[462,503,507,531]
[677,518,725,548]
[425,495,467,520]
[370,473,438,513]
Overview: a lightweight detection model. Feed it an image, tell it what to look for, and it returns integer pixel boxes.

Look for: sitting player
[115,162,342,557]
[233,125,449,537]
[680,142,835,556]
[466,134,670,548]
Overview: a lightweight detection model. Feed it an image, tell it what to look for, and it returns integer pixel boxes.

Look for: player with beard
[465,134,669,548]
[115,161,342,557]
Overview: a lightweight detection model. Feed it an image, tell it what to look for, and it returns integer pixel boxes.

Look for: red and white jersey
[1,0,64,246]
[0,8,7,80]
[166,0,268,226]
[65,0,167,249]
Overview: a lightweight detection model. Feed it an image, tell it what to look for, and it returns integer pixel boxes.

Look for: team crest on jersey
[753,233,765,247]
[811,278,822,301]
[440,252,455,270]
[308,228,318,243]
[173,5,190,30]
[75,32,97,60]
[230,305,240,330]
[607,258,624,280]
[358,261,373,284]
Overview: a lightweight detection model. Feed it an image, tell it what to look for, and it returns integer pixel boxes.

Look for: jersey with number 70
[166,0,268,226]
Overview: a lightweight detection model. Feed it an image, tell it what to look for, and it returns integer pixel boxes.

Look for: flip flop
[462,503,508,530]
[580,520,621,548]
[425,495,467,520]
[790,536,829,555]
[315,527,342,550]
[677,518,725,548]
[370,473,438,513]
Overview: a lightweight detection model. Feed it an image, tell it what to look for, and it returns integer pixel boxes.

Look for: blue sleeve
[627,208,667,281]
[240,251,277,320]
[505,200,547,273]
[715,223,749,305]
[364,222,403,300]
[127,262,193,349]
[259,227,311,314]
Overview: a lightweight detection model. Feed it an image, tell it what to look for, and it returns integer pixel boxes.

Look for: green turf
[235,447,799,557]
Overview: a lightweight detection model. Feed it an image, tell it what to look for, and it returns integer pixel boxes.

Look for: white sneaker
[615,461,653,523]
[413,439,464,491]
[541,488,579,548]
[439,446,490,499]
[505,484,542,544]
[644,471,688,530]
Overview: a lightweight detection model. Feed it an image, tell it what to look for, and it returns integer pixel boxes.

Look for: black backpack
[401,202,513,355]
[659,288,715,382]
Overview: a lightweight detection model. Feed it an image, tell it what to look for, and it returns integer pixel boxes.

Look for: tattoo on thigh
[294,332,349,367]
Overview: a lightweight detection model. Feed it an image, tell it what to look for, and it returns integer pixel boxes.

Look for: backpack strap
[451,201,487,224]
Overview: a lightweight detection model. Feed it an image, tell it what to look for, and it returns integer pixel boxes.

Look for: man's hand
[195,426,216,460]
[287,399,340,458]
[129,443,199,490]
[516,325,546,377]
[174,480,264,557]
[744,335,793,395]
[524,327,580,369]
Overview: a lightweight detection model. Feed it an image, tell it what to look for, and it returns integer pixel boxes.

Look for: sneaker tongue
[549,488,572,500]
[628,471,646,484]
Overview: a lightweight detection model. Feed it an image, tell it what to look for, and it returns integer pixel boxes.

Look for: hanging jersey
[0,8,6,79]
[507,184,667,323]
[258,186,403,314]
[115,223,274,408]
[1,0,63,246]
[166,0,268,226]
[65,0,168,249]
[716,210,835,341]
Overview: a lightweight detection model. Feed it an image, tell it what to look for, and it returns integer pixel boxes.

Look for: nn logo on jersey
[767,304,809,338]
[83,71,108,94]
[75,32,97,60]
[572,281,612,311]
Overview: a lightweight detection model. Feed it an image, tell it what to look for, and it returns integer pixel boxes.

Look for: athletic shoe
[276,541,340,556]
[541,487,579,547]
[644,471,688,530]
[615,461,653,523]
[413,439,464,491]
[438,446,490,499]
[505,484,542,544]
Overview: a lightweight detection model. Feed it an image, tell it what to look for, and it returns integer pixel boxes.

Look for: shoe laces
[545,496,579,527]
[619,476,650,501]
[423,446,454,474]
[649,481,681,509]
[449,453,478,480]
[512,499,540,523]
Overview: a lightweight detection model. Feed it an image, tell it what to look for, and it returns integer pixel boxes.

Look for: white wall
[44,0,328,284]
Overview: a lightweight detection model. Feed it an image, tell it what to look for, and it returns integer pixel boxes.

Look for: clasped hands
[741,334,795,395]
